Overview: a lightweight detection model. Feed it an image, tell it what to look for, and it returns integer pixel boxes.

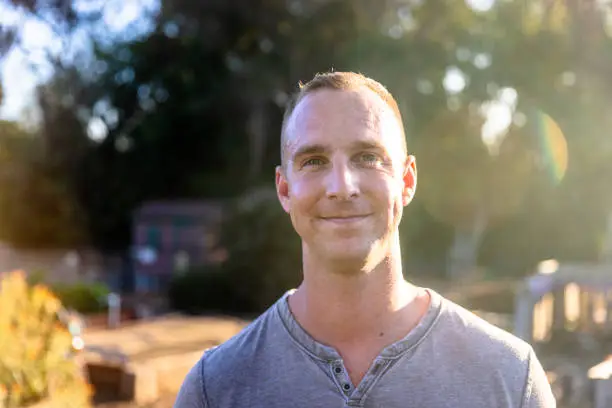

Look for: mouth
[319,214,371,224]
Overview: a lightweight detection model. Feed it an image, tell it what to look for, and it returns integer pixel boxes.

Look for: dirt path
[84,314,249,407]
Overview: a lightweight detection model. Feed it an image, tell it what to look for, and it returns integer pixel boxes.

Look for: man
[174,72,555,407]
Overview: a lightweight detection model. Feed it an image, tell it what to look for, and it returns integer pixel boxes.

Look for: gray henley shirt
[174,289,555,407]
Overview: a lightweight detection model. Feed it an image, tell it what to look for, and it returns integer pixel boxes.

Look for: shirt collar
[275,287,443,361]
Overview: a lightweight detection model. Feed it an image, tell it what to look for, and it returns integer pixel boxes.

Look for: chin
[317,240,376,267]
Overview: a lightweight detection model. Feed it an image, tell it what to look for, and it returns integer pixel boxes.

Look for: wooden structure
[514,260,612,407]
[514,260,612,344]
[588,358,612,408]
[0,243,124,291]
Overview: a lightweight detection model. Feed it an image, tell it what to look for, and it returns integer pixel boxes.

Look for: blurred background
[1,0,612,407]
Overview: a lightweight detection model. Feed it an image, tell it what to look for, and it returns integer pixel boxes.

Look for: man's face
[276,88,416,268]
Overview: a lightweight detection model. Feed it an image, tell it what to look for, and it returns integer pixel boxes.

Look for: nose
[325,162,359,200]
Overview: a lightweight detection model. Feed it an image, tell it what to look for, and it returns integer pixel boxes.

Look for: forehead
[284,88,404,156]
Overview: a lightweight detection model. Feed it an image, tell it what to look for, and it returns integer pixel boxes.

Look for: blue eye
[361,153,378,162]
[303,158,324,167]
[359,153,383,166]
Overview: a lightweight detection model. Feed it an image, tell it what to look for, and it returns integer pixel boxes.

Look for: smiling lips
[319,214,371,224]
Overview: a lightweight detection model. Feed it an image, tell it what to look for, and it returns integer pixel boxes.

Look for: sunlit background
[1,0,612,406]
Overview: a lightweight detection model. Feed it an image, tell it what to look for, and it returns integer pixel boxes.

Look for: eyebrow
[290,140,390,163]
[352,140,386,152]
[291,143,329,162]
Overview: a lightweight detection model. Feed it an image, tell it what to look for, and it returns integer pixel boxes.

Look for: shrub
[168,265,249,315]
[218,188,302,313]
[0,270,92,408]
[168,188,303,315]
[51,282,110,314]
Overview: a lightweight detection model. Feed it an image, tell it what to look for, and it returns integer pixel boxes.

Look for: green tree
[0,120,85,248]
[2,0,612,282]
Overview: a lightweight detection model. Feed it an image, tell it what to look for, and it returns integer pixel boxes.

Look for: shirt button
[335,367,342,374]
[343,384,351,391]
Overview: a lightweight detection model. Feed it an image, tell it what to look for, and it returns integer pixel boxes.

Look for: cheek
[369,177,401,203]
[370,179,404,219]
[289,179,320,217]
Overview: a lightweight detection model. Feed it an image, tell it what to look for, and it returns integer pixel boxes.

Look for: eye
[302,158,325,167]
[358,152,384,167]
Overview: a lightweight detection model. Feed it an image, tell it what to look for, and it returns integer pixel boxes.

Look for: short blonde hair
[281,71,407,164]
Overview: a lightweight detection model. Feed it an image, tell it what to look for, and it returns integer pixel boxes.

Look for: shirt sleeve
[174,357,208,408]
[521,347,556,408]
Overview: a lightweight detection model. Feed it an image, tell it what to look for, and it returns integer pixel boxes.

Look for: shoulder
[430,294,555,405]
[174,357,206,408]
[435,294,533,364]
[203,303,280,371]
[176,303,282,406]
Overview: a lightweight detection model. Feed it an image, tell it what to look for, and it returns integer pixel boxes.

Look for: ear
[276,165,291,213]
[402,155,417,207]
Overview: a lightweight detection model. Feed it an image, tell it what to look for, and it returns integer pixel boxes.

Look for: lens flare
[533,111,568,185]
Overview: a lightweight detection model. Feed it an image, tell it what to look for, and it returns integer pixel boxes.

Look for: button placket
[345,358,390,405]
[330,361,353,395]
[372,358,385,374]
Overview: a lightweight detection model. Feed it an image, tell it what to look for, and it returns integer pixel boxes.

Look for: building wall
[0,243,122,290]
[132,204,224,293]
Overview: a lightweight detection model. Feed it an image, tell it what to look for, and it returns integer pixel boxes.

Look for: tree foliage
[1,0,612,277]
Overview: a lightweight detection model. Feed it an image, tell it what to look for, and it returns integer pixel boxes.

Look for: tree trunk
[601,211,612,262]
[248,99,267,179]
[447,209,488,280]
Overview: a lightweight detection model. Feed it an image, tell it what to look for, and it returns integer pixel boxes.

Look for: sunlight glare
[443,66,467,94]
[564,283,580,325]
[560,71,576,86]
[465,0,496,12]
[103,1,142,32]
[87,117,108,142]
[538,259,559,275]
[499,87,517,106]
[480,87,517,154]
[473,53,491,69]
[72,337,85,351]
[0,2,21,26]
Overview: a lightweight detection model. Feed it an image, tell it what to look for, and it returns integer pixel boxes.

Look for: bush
[51,282,110,314]
[0,270,92,407]
[168,188,302,315]
[168,265,249,315]
[219,188,303,313]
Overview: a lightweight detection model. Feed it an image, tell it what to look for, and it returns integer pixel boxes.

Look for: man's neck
[288,247,428,350]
